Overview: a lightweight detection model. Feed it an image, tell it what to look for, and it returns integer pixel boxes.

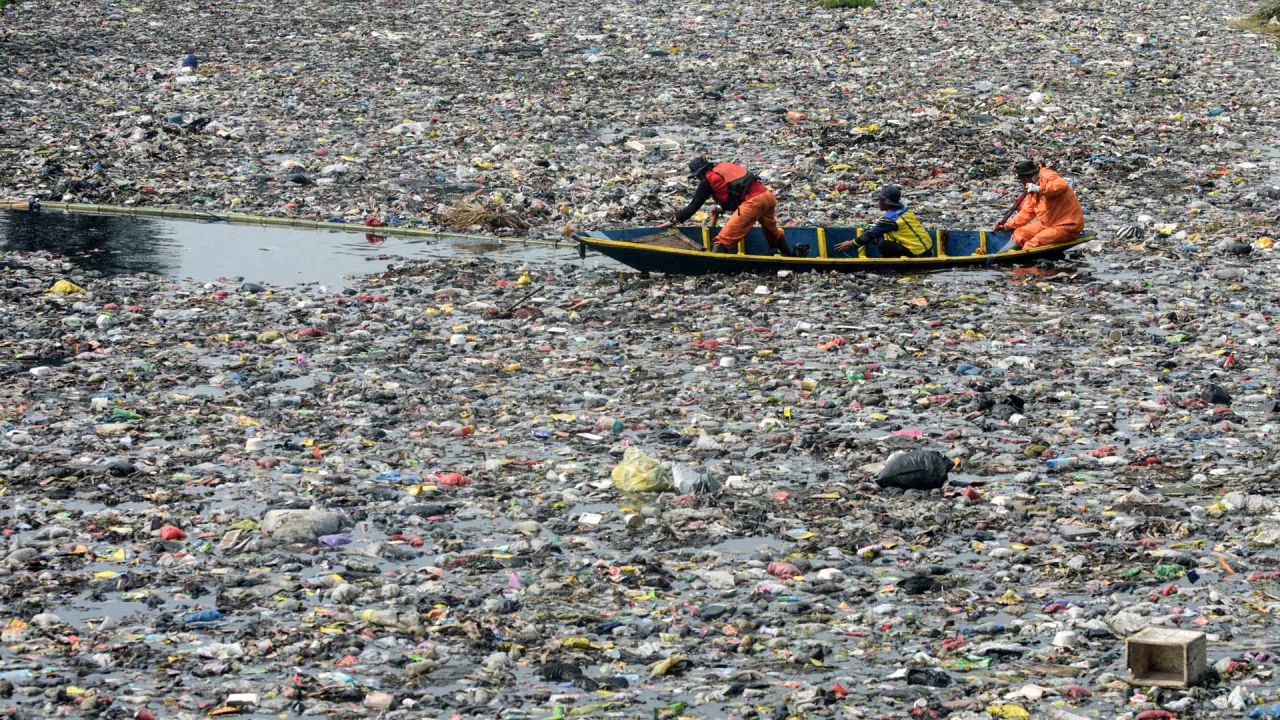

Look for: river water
[0,210,601,288]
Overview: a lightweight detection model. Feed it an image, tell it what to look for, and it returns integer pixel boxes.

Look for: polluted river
[3,205,1280,719]
[2,0,1280,712]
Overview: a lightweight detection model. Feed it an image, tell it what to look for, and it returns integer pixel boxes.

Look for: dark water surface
[0,210,597,288]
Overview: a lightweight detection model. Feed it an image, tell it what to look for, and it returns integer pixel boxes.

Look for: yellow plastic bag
[611,448,671,493]
[986,704,1030,720]
[47,279,85,294]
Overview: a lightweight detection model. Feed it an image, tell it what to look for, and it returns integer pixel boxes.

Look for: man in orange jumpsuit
[994,159,1084,253]
[660,157,797,255]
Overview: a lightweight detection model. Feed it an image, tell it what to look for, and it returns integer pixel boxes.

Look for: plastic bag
[611,448,672,492]
[672,462,721,494]
[46,279,85,294]
[874,450,950,490]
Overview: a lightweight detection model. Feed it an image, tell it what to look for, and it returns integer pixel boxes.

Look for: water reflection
[1,209,178,277]
[0,210,599,288]
[450,239,507,255]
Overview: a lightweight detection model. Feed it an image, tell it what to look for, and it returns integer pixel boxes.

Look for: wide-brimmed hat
[871,185,903,207]
[1013,159,1039,178]
[687,156,713,178]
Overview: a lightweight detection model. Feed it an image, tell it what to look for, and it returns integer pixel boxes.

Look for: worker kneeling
[995,159,1084,253]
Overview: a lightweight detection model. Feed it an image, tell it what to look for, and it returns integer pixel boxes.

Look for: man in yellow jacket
[994,159,1084,252]
[833,185,932,258]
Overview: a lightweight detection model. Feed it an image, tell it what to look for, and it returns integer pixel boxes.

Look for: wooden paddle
[994,191,1028,230]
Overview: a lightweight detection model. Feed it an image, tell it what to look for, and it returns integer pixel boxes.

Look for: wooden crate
[1126,627,1207,688]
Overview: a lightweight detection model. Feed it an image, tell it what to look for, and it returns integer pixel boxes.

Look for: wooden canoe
[575,226,1094,275]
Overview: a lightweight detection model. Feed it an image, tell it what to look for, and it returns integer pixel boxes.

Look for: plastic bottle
[1046,456,1080,471]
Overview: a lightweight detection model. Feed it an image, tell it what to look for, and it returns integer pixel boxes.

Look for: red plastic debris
[1063,684,1091,701]
[766,562,801,580]
[158,525,186,541]
[433,472,471,487]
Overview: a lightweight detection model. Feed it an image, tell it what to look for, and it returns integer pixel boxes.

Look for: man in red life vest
[659,157,797,255]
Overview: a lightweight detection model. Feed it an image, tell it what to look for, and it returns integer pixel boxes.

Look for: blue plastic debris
[183,609,224,624]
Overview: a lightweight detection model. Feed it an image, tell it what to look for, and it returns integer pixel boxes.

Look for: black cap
[1013,159,1039,177]
[871,184,903,207]
[687,156,712,178]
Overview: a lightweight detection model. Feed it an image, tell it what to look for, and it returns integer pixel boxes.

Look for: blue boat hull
[576,226,1094,275]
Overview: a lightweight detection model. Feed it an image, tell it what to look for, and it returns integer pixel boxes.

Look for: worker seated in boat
[993,159,1084,253]
[659,157,799,256]
[832,185,932,258]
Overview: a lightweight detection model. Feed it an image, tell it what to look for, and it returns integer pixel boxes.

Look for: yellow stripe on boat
[572,230,1096,274]
[817,228,828,259]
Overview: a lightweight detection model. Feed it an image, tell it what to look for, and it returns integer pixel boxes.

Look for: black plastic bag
[874,450,950,490]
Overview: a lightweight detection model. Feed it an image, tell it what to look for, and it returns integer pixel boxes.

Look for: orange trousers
[1012,220,1083,250]
[714,190,786,249]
